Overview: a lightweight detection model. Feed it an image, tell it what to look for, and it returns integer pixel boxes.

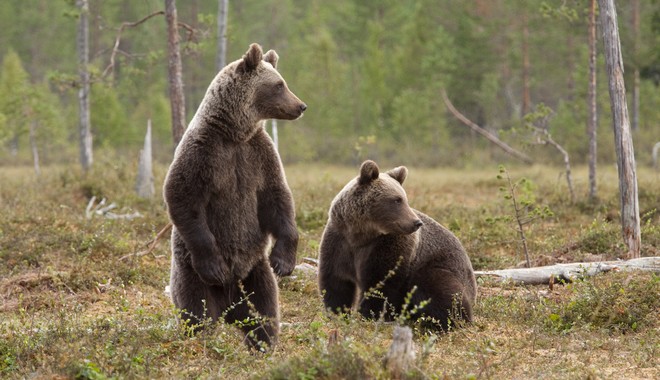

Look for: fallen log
[474,257,660,285]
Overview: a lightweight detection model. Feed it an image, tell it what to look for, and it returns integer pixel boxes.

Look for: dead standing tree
[598,0,641,258]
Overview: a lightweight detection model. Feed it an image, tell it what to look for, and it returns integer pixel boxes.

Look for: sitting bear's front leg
[357,245,409,320]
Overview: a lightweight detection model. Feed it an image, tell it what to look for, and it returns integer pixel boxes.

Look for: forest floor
[1,158,659,379]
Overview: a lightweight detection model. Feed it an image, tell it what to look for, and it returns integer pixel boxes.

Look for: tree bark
[77,0,93,172]
[216,0,228,71]
[165,0,186,149]
[587,0,598,200]
[598,0,641,258]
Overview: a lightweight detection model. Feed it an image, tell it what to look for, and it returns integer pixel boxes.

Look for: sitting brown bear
[318,160,476,330]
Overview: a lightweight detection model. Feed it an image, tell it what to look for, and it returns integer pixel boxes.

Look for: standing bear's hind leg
[224,258,280,351]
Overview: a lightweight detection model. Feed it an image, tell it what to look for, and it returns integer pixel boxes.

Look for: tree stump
[384,325,415,378]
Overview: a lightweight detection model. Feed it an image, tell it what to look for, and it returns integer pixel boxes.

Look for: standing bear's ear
[263,49,279,69]
[237,43,263,74]
[358,160,380,185]
[386,166,408,185]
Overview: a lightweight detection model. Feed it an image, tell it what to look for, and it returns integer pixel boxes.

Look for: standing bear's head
[199,43,307,141]
[330,160,423,241]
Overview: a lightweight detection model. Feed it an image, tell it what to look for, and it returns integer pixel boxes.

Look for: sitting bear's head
[331,160,423,238]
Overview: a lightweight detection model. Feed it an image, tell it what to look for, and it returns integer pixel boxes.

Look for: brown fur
[163,43,306,350]
[318,160,477,330]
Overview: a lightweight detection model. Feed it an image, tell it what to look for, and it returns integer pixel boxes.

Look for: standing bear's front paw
[269,237,297,276]
[192,255,231,285]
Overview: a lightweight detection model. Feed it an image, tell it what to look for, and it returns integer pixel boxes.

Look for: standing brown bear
[318,160,476,330]
[163,43,306,350]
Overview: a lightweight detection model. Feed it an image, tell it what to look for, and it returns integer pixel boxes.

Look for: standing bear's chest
[208,140,266,200]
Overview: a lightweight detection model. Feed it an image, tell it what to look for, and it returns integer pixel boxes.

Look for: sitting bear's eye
[276,82,284,91]
[393,197,403,205]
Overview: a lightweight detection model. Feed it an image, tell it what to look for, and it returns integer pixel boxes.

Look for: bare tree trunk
[216,0,228,71]
[29,121,40,177]
[631,0,640,131]
[588,0,598,200]
[598,0,641,258]
[77,0,93,172]
[165,0,186,149]
[653,142,660,170]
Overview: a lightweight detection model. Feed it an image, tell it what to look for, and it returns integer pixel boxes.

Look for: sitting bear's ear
[358,160,380,185]
[263,50,279,69]
[237,43,263,74]
[386,166,408,185]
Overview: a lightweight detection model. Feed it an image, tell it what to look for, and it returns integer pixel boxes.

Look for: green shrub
[547,272,660,333]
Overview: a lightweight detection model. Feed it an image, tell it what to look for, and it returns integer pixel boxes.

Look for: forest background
[1,0,658,169]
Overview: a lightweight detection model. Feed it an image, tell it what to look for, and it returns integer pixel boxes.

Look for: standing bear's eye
[275,82,284,91]
[393,197,403,205]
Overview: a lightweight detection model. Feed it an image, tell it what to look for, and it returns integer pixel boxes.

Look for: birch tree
[587,0,598,200]
[77,0,93,172]
[216,0,228,71]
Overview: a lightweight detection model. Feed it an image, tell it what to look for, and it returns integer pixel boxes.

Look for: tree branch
[441,89,533,164]
[101,10,165,79]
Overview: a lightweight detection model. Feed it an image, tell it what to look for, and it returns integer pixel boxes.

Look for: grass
[1,157,659,379]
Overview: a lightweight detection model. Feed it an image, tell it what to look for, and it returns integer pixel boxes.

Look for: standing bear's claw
[192,256,230,285]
